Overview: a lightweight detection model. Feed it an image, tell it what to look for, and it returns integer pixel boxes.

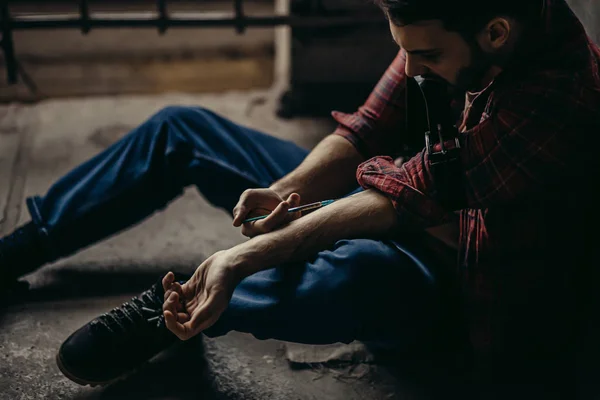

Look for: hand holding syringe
[242,199,336,223]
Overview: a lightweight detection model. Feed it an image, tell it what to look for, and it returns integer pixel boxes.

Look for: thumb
[287,193,301,208]
[259,199,290,232]
[286,193,302,221]
[232,205,247,227]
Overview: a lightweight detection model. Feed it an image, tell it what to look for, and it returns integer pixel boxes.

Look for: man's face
[389,20,493,91]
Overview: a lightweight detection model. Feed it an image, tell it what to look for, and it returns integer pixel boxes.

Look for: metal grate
[0,0,383,85]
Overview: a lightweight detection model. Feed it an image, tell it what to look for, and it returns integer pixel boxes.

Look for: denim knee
[149,105,201,122]
[330,239,416,275]
[328,238,436,294]
[144,106,231,146]
[147,105,220,130]
[301,239,430,299]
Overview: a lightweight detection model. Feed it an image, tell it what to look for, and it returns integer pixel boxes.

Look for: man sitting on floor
[1,0,600,395]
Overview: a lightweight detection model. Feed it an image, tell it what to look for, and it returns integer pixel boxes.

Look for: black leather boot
[0,222,48,300]
[56,272,191,386]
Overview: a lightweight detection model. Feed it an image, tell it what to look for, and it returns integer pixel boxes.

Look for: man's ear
[477,17,512,52]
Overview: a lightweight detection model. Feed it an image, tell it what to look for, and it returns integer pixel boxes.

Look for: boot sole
[56,351,125,387]
[55,345,169,387]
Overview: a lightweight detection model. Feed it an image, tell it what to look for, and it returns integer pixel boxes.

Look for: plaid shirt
[333,0,600,358]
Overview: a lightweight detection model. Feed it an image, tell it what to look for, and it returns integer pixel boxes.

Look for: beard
[421,40,494,94]
[454,40,494,92]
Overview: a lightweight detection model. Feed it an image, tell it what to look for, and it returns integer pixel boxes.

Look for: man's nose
[404,55,427,78]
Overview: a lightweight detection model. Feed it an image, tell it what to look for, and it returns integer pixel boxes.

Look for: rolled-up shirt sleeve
[357,152,449,229]
[356,73,591,229]
[331,50,408,159]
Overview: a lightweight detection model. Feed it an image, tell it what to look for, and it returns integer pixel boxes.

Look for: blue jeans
[26,106,462,353]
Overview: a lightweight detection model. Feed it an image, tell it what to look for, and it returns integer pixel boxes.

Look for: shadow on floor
[71,338,225,400]
[7,267,597,399]
[20,264,198,304]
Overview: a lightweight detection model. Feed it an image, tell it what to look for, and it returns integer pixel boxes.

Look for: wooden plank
[0,55,274,102]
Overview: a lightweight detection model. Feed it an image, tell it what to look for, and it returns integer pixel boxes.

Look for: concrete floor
[0,89,436,399]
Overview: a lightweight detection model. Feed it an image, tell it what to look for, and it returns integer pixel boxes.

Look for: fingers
[164,310,191,340]
[285,193,302,221]
[162,271,175,293]
[288,193,301,207]
[232,189,282,227]
[164,293,226,341]
[257,199,290,232]
[232,189,257,227]
[162,309,191,329]
[232,205,247,227]
[177,313,191,323]
[162,291,180,316]
[241,193,302,237]
[164,281,184,300]
[163,291,195,340]
[162,272,178,306]
[162,273,185,314]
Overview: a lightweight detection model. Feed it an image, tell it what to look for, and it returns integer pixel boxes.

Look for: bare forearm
[269,134,364,204]
[229,189,398,280]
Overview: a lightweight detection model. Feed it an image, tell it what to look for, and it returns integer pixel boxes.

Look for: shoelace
[91,284,165,335]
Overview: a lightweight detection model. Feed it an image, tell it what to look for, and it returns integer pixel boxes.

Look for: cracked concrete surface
[0,89,433,399]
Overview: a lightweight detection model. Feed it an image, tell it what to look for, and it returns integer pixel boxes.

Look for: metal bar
[2,6,385,86]
[6,12,384,30]
[79,0,90,34]
[234,0,245,34]
[157,0,167,34]
[1,2,18,84]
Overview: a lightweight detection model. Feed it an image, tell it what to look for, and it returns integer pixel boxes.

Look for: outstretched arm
[162,189,398,340]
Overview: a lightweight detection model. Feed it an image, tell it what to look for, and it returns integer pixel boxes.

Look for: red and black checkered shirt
[333,0,600,356]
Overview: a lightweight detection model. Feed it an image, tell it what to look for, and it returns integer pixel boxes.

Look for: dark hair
[374,0,544,36]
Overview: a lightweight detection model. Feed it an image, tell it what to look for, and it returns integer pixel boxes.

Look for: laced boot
[56,272,191,386]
